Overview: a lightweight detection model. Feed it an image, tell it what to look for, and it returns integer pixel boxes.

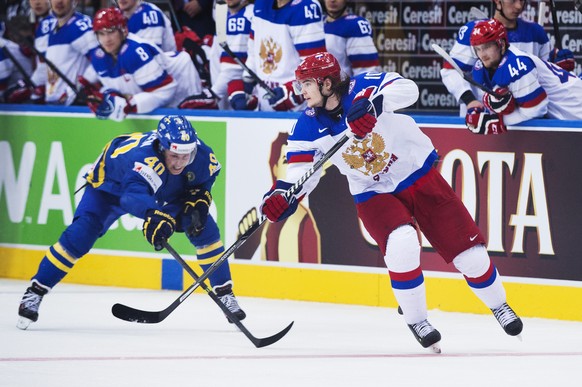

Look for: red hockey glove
[4,80,32,103]
[178,89,218,109]
[228,79,258,110]
[268,81,304,111]
[174,26,202,51]
[483,87,515,115]
[78,76,103,113]
[549,48,575,72]
[260,181,300,223]
[346,87,379,139]
[465,107,507,135]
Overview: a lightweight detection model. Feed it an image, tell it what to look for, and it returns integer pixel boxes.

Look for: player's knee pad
[59,214,104,258]
[384,225,421,273]
[452,244,490,278]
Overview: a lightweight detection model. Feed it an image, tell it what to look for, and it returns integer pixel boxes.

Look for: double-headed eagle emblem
[342,133,390,176]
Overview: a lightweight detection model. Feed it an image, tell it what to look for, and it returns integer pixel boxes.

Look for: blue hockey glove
[95,91,135,121]
[268,81,304,111]
[143,209,176,251]
[228,80,258,110]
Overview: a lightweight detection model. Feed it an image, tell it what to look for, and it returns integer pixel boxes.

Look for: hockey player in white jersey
[0,34,34,102]
[3,0,55,103]
[466,19,582,134]
[440,0,574,116]
[118,0,177,52]
[260,52,523,352]
[323,0,380,77]
[210,0,257,110]
[44,0,99,105]
[245,0,326,111]
[81,7,206,121]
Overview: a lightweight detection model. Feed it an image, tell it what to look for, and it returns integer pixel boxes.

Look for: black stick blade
[111,303,171,324]
[254,321,295,348]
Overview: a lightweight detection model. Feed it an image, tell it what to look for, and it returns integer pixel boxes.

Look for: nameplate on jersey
[133,162,162,192]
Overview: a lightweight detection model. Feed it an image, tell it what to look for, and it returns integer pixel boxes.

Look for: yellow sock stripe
[196,241,223,255]
[197,253,222,265]
[53,242,77,264]
[86,140,113,188]
[46,249,73,273]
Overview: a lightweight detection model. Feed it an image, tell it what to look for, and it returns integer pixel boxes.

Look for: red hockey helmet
[295,52,342,86]
[93,7,127,32]
[470,19,508,48]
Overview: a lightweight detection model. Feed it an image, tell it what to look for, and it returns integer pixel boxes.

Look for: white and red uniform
[269,71,508,326]
[441,18,551,114]
[324,14,380,76]
[30,14,56,88]
[211,3,254,103]
[0,37,33,92]
[246,0,326,111]
[45,12,99,105]
[472,46,582,124]
[86,33,202,113]
[126,1,176,52]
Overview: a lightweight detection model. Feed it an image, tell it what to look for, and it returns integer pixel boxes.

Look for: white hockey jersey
[0,37,33,90]
[472,46,582,123]
[324,14,380,77]
[211,3,254,101]
[441,18,551,113]
[45,12,99,105]
[30,14,56,87]
[246,0,326,110]
[284,72,436,202]
[88,33,201,113]
[127,2,176,52]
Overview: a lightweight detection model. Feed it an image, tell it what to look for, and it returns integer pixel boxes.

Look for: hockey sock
[32,242,79,288]
[385,225,428,324]
[453,245,507,309]
[196,240,233,287]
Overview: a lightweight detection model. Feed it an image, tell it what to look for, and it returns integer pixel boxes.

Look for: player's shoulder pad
[290,110,325,142]
[325,14,371,37]
[515,18,549,43]
[457,20,478,45]
[288,0,323,24]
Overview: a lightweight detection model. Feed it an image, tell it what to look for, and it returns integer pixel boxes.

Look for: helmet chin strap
[320,85,343,121]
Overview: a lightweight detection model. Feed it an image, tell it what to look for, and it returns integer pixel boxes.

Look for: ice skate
[214,282,246,323]
[408,319,442,353]
[17,281,49,330]
[491,302,523,337]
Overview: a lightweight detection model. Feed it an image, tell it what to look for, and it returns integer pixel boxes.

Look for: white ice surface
[1,278,581,387]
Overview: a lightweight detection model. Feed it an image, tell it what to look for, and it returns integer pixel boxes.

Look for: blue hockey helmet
[156,115,198,164]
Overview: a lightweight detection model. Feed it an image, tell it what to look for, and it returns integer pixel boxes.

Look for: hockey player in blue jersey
[441,0,575,116]
[16,115,246,330]
[260,52,523,352]
[465,19,582,134]
[118,0,177,52]
[80,7,209,122]
[323,0,380,77]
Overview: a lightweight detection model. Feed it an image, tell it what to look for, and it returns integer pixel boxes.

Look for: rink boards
[1,106,581,321]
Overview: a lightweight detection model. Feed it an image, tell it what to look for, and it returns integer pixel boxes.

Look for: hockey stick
[547,0,562,49]
[468,6,488,21]
[538,1,546,25]
[576,0,582,14]
[162,241,293,347]
[111,133,351,324]
[0,39,37,89]
[24,38,80,95]
[219,41,277,98]
[432,43,503,98]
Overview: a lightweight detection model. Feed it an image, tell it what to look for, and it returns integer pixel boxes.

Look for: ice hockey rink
[1,278,580,387]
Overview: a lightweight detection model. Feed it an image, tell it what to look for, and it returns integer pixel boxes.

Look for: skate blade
[16,317,32,330]
[429,342,442,354]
